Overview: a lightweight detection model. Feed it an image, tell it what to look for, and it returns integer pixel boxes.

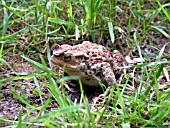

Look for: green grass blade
[33,76,44,105]
[150,25,170,38]
[0,59,14,71]
[37,104,81,121]
[48,18,74,26]
[11,88,36,109]
[1,2,23,19]
[108,22,115,43]
[144,63,165,96]
[117,85,125,112]
[94,0,104,24]
[156,0,170,21]
[1,0,8,37]
[21,55,52,73]
[134,31,144,63]
[0,28,27,41]
[79,80,91,120]
[17,110,23,128]
[68,0,73,20]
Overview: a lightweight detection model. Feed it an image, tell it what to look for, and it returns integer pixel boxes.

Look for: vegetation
[0,0,170,127]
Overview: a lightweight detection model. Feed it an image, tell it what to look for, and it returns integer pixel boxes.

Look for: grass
[0,0,170,127]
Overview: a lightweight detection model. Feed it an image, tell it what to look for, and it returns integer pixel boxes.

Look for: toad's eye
[63,54,72,61]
